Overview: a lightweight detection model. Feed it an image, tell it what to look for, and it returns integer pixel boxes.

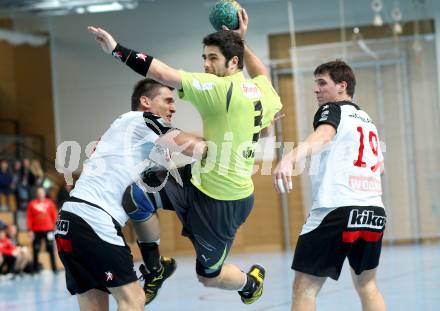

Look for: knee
[197,274,222,288]
[353,279,378,297]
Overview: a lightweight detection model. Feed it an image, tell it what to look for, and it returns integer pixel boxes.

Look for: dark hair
[202,31,244,69]
[131,79,173,111]
[314,60,356,97]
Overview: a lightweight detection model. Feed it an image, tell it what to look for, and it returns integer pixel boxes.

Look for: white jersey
[310,101,384,211]
[70,111,170,226]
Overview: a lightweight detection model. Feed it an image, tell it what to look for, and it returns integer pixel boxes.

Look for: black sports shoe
[139,256,177,305]
[238,264,266,304]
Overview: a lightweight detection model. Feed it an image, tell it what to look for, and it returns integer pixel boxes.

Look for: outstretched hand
[222,8,248,40]
[87,26,117,54]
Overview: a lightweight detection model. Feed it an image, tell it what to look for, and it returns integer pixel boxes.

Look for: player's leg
[77,289,109,311]
[184,188,264,304]
[291,271,326,311]
[347,206,386,311]
[122,183,176,305]
[350,268,385,311]
[196,261,266,304]
[108,281,145,311]
[123,184,163,271]
[56,204,140,310]
[291,207,353,310]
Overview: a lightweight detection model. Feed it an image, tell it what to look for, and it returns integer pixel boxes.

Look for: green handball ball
[209,0,242,31]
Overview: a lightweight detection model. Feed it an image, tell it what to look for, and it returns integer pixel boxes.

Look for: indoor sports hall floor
[0,243,439,310]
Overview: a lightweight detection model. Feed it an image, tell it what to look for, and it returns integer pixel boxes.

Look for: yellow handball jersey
[178,71,282,200]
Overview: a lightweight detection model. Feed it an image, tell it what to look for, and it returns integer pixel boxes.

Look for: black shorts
[145,165,254,278]
[292,205,386,280]
[55,209,137,295]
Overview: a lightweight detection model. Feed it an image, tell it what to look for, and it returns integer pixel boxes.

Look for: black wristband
[112,43,154,77]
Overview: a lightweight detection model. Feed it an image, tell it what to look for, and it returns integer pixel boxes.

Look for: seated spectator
[0,224,17,275]
[6,224,31,275]
[0,160,13,211]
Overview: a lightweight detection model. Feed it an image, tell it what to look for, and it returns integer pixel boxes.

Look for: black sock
[240,274,257,294]
[138,241,162,273]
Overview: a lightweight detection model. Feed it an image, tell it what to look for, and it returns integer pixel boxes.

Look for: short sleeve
[313,103,341,131]
[252,75,282,128]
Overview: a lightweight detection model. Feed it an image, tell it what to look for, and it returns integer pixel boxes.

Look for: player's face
[314,73,346,106]
[203,45,232,77]
[148,87,176,124]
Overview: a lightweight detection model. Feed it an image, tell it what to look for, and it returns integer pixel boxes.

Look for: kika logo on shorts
[347,209,386,230]
[55,220,69,235]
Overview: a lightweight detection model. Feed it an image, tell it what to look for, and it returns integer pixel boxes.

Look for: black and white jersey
[310,101,384,211]
[69,111,171,226]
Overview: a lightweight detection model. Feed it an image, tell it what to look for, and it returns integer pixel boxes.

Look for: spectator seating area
[0,158,64,278]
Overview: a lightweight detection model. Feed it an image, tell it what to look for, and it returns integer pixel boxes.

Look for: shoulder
[251,74,271,85]
[313,103,342,130]
[142,112,172,136]
[180,70,225,85]
[119,111,143,120]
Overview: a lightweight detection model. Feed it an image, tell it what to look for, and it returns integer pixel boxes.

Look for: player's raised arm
[87,26,182,90]
[223,9,269,80]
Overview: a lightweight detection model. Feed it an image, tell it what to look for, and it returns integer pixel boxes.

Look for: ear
[228,56,239,70]
[139,95,151,111]
[337,81,348,94]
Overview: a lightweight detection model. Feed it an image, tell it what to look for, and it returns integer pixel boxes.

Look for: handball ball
[209,0,242,31]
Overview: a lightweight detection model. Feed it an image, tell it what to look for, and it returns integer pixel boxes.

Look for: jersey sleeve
[142,112,173,136]
[252,75,282,128]
[313,103,341,131]
[177,71,229,116]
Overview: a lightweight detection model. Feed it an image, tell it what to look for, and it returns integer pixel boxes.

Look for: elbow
[321,137,333,145]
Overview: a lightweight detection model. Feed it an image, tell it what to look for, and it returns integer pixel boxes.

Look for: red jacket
[27,198,57,232]
[0,236,16,256]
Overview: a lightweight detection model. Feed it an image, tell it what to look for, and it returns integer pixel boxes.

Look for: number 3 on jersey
[242,101,263,159]
[353,126,381,172]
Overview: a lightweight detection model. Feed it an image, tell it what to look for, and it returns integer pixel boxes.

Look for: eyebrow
[202,53,218,58]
